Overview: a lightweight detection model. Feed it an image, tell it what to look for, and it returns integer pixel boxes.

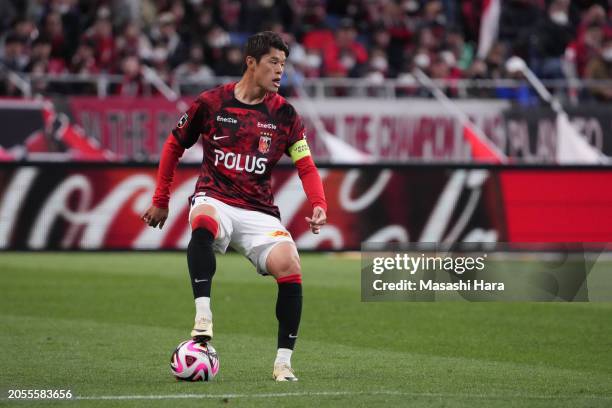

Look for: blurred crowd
[0,0,611,101]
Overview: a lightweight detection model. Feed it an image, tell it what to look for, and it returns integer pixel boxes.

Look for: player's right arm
[142,98,207,229]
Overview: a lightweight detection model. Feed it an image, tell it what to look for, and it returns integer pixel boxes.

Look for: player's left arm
[287,133,327,234]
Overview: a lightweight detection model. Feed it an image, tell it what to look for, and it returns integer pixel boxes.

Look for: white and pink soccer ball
[170,340,219,381]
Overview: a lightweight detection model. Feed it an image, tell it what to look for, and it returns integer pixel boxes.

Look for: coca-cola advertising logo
[1,165,610,250]
[0,165,503,250]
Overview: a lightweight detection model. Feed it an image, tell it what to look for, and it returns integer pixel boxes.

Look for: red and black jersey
[172,83,306,219]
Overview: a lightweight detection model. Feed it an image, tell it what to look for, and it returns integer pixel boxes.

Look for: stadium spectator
[1,33,28,72]
[429,50,461,97]
[191,7,215,42]
[168,0,188,37]
[300,47,323,78]
[485,42,508,80]
[115,22,154,63]
[149,12,188,69]
[215,45,244,77]
[566,22,605,78]
[444,27,473,71]
[174,44,214,83]
[27,36,66,74]
[12,19,39,45]
[116,55,146,96]
[0,0,18,34]
[241,0,288,33]
[498,0,543,58]
[373,0,416,57]
[368,47,392,78]
[204,25,231,66]
[323,18,368,77]
[412,47,432,72]
[218,0,242,32]
[370,24,406,73]
[460,0,485,44]
[0,0,610,98]
[529,0,576,78]
[69,40,98,74]
[40,12,71,62]
[584,34,612,101]
[422,0,448,38]
[565,5,609,77]
[82,7,116,72]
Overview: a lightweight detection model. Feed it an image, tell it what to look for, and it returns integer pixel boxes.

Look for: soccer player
[141,31,327,382]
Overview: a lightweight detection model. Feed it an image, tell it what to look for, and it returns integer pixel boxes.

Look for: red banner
[67,97,508,162]
[1,165,610,250]
[68,97,189,159]
[501,171,612,241]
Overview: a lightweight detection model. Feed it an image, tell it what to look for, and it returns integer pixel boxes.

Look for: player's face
[253,48,286,92]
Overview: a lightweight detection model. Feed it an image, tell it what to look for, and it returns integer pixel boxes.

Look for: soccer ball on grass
[170,340,219,381]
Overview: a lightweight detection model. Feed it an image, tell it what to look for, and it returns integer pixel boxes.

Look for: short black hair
[244,31,290,63]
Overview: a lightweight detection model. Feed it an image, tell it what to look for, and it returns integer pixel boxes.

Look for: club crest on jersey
[177,113,188,128]
[258,135,272,154]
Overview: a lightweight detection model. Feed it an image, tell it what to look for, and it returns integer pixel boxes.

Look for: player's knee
[275,255,301,280]
[266,242,301,279]
[286,256,301,277]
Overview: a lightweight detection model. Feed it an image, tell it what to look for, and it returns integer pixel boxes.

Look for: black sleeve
[171,97,208,149]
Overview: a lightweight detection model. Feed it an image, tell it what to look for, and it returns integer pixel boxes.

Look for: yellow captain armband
[288,139,311,163]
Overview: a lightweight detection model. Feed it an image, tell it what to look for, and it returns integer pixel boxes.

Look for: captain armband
[288,139,311,163]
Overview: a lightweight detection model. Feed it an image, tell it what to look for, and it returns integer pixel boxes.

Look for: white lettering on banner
[289,98,510,161]
[295,225,344,249]
[7,167,497,250]
[572,117,604,150]
[0,167,38,248]
[443,170,488,244]
[62,175,94,248]
[338,170,392,212]
[28,175,93,249]
[134,176,198,248]
[507,119,557,162]
[419,170,496,244]
[419,170,466,242]
[28,175,155,249]
[214,149,267,174]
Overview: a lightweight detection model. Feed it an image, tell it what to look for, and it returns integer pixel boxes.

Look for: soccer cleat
[273,363,298,382]
[191,316,213,342]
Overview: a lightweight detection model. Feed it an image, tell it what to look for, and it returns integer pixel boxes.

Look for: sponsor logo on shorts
[214,149,268,174]
[257,121,277,130]
[269,230,290,238]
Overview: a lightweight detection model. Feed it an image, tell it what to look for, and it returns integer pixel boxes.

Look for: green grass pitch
[1,253,611,407]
